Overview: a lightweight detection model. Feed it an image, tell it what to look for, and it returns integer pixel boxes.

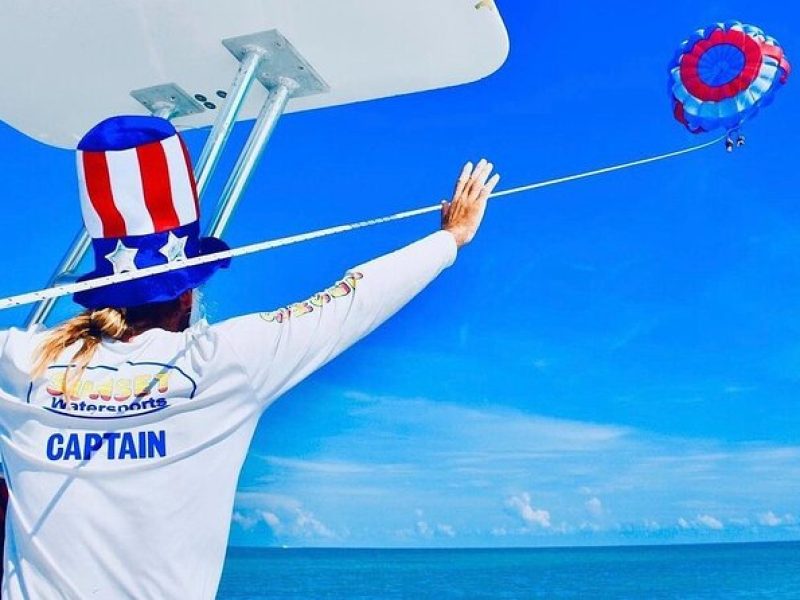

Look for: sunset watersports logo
[32,361,197,419]
[48,396,167,417]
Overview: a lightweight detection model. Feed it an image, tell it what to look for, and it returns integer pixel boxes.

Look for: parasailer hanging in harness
[0,115,500,599]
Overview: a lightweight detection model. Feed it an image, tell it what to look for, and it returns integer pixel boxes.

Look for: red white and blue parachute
[669,21,791,136]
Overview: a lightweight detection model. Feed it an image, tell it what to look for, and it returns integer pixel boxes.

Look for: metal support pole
[205,79,296,238]
[25,229,91,327]
[151,104,176,120]
[194,49,264,197]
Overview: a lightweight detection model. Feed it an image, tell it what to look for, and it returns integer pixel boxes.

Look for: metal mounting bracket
[130,83,205,119]
[222,30,329,98]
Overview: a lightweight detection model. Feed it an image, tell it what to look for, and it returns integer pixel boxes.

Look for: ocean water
[217,541,800,599]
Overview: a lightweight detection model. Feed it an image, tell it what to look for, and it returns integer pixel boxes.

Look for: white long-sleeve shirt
[0,230,457,600]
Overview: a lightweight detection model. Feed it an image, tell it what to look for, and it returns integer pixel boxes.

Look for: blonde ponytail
[32,308,131,380]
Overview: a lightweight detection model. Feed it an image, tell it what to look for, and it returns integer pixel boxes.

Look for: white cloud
[758,511,782,527]
[293,508,334,538]
[396,519,456,540]
[232,511,259,530]
[412,509,456,538]
[416,520,431,536]
[757,511,796,527]
[261,511,281,528]
[642,519,660,531]
[678,514,724,530]
[585,497,604,518]
[234,492,336,541]
[696,515,724,530]
[342,391,629,453]
[506,492,551,528]
[262,456,376,475]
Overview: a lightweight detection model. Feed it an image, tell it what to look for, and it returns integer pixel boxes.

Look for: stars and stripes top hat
[73,115,229,309]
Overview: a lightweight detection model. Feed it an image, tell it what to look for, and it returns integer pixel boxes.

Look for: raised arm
[217,160,500,405]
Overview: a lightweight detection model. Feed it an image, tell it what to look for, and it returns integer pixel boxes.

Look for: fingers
[451,159,480,206]
[450,157,499,208]
[453,160,475,202]
[451,162,473,203]
[466,159,488,195]
[483,173,501,198]
[472,172,499,226]
[467,161,494,202]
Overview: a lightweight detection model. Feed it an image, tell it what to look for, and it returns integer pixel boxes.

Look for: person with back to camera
[0,115,499,599]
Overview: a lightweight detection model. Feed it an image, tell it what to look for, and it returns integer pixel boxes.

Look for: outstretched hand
[441,159,500,248]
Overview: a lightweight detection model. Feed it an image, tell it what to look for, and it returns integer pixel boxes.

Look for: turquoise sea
[218,541,800,599]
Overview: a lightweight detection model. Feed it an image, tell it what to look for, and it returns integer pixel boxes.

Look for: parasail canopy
[669,21,791,134]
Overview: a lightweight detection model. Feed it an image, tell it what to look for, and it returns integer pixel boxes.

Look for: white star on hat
[159,232,188,263]
[104,240,139,274]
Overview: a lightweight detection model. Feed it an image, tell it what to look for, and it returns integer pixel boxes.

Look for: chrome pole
[151,104,176,120]
[25,229,91,327]
[194,49,265,197]
[205,79,296,238]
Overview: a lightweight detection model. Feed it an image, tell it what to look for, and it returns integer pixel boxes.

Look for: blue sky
[2,1,800,547]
